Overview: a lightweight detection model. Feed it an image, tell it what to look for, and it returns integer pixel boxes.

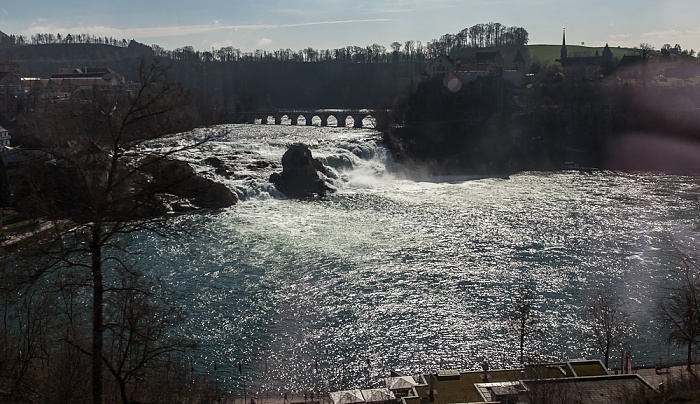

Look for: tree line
[1,32,131,48]
[2,22,528,64]
[156,22,528,64]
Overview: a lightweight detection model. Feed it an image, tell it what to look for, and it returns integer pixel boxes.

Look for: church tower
[560,28,568,61]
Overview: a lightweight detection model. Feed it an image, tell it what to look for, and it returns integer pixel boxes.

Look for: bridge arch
[329,115,344,127]
[353,115,366,127]
[327,114,347,127]
[301,114,313,126]
[228,109,381,127]
[288,114,301,125]
[260,115,275,125]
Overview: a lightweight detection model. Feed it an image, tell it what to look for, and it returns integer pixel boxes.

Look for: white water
[139,124,700,394]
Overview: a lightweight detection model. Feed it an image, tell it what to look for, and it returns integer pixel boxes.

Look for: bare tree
[508,284,541,365]
[101,271,190,403]
[12,58,230,403]
[656,241,700,372]
[586,289,633,368]
[638,43,655,56]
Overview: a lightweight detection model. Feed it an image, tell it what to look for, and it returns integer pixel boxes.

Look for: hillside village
[423,29,698,86]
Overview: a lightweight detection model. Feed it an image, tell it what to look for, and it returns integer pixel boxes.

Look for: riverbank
[0,209,52,250]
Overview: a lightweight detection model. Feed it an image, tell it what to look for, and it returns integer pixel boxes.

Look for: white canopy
[385,376,418,390]
[330,389,365,404]
[361,388,396,403]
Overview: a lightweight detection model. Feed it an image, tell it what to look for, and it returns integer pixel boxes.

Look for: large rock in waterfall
[270,143,334,198]
[140,156,238,212]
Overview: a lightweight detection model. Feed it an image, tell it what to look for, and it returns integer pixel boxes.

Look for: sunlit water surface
[132,124,700,394]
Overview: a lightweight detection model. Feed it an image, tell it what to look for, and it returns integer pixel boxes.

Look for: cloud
[606,26,700,49]
[24,18,392,40]
[210,39,237,50]
[257,37,273,47]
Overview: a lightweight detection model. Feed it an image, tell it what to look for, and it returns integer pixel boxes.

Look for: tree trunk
[119,378,129,404]
[604,346,610,369]
[688,341,693,372]
[92,232,104,404]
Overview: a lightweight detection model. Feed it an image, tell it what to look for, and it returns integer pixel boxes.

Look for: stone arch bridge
[228,109,383,128]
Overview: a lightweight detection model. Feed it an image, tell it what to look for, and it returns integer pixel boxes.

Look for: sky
[1,0,699,53]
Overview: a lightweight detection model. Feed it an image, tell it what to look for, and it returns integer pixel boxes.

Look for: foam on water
[137,124,700,395]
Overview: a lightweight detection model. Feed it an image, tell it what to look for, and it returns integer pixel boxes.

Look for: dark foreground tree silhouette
[12,59,231,403]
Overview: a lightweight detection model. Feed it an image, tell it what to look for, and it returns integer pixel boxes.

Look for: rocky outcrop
[142,157,238,210]
[9,154,237,224]
[269,143,334,199]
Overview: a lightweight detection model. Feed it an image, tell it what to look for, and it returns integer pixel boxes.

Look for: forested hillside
[0,23,531,110]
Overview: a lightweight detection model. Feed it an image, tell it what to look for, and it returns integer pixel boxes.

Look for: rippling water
[137,124,700,395]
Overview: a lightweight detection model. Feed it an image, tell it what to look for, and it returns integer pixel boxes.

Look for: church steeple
[560,28,568,60]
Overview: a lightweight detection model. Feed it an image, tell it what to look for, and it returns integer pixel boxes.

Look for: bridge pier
[352,115,365,128]
[337,115,347,127]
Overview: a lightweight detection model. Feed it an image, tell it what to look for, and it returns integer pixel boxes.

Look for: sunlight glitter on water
[137,125,700,394]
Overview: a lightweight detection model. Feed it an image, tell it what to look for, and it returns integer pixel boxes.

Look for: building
[0,126,9,149]
[0,30,12,48]
[49,67,126,86]
[556,29,614,78]
[0,71,24,99]
[512,50,526,72]
[454,51,504,82]
[424,49,527,87]
[329,388,397,404]
[424,56,454,79]
[31,67,128,101]
[388,360,659,404]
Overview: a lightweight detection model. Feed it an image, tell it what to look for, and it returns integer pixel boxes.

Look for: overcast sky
[1,0,698,52]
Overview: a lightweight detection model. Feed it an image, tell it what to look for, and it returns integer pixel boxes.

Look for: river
[136,123,699,395]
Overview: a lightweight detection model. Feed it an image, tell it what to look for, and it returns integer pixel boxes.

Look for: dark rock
[246,161,271,170]
[203,157,224,168]
[269,143,334,199]
[215,167,233,178]
[141,156,238,209]
[15,155,237,223]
